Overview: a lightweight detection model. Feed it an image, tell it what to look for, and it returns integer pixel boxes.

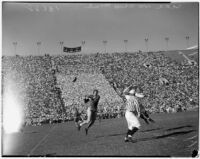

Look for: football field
[3,111,199,157]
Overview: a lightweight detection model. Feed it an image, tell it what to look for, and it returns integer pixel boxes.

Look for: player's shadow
[45,153,57,157]
[107,133,125,137]
[96,133,125,138]
[131,129,195,143]
[96,127,164,138]
[165,125,193,131]
[22,131,38,134]
[140,127,163,132]
[95,126,195,139]
[33,153,57,157]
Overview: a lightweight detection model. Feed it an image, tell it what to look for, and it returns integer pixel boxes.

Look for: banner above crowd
[63,46,81,53]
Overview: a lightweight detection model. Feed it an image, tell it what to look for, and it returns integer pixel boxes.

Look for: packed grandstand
[2,50,199,126]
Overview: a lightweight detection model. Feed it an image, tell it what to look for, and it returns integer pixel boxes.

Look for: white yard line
[27,125,56,156]
[184,135,197,141]
[187,141,198,148]
[188,52,198,56]
[167,137,176,140]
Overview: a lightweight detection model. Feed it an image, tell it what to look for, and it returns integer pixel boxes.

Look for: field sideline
[3,111,199,157]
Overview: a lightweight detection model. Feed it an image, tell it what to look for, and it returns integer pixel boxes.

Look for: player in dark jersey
[73,107,83,129]
[136,87,155,124]
[78,89,100,135]
[139,104,155,124]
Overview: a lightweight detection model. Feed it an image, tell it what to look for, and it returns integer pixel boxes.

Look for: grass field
[3,111,199,157]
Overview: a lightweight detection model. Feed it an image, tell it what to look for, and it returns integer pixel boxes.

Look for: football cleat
[124,136,133,142]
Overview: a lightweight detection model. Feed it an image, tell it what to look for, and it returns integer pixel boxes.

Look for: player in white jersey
[123,85,144,142]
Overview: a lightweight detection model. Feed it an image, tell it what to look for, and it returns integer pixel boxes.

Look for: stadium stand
[2,51,199,125]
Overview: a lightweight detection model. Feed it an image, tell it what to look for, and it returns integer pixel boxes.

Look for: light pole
[165,37,169,51]
[124,40,128,52]
[36,42,41,55]
[13,42,17,55]
[103,40,107,53]
[59,41,64,54]
[144,38,149,52]
[185,36,190,48]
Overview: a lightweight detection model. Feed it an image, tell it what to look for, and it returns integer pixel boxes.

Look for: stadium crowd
[2,51,199,126]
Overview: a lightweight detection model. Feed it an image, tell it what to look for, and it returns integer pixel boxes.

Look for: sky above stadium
[2,2,199,56]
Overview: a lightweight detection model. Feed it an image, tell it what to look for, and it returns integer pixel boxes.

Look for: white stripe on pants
[125,110,141,130]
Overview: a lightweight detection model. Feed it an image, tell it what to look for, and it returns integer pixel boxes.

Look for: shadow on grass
[140,127,163,132]
[96,127,163,138]
[96,133,125,138]
[166,125,193,131]
[96,126,195,139]
[131,129,195,143]
[107,133,125,137]
[24,131,38,134]
[45,153,57,157]
[28,153,57,157]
